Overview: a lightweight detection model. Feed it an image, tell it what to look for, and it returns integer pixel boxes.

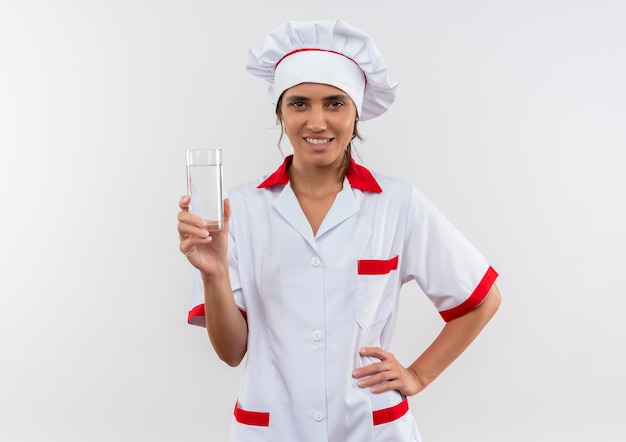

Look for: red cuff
[187,304,205,325]
[439,266,498,322]
[187,304,247,325]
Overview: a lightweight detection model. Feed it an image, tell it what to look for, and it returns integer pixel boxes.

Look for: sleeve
[186,196,247,327]
[228,220,247,315]
[401,185,498,322]
[187,268,206,327]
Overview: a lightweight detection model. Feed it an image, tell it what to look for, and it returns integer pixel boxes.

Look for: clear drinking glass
[186,149,224,231]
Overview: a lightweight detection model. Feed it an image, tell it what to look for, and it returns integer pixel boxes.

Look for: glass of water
[186,149,224,231]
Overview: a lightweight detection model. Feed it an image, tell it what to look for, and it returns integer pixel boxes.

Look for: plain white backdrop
[1,1,625,441]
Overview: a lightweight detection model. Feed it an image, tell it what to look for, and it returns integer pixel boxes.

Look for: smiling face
[279,82,358,171]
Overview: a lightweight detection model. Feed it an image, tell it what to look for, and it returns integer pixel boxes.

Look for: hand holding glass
[186,149,224,231]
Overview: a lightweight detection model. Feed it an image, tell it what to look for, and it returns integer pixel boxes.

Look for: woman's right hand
[177,196,231,276]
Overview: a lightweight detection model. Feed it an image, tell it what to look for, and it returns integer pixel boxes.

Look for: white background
[1,1,625,441]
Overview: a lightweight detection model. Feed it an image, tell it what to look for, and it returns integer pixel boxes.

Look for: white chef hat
[247,19,399,121]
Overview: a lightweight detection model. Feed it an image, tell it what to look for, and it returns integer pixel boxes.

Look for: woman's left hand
[352,347,425,397]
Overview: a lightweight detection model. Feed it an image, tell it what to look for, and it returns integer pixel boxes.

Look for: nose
[306,106,327,132]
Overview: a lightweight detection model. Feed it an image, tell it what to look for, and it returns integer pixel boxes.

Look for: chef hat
[247,19,399,121]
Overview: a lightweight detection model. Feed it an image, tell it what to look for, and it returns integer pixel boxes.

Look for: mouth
[305,137,332,145]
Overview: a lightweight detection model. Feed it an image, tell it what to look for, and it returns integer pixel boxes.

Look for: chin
[300,148,342,162]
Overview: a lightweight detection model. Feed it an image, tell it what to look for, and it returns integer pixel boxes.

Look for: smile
[305,138,331,145]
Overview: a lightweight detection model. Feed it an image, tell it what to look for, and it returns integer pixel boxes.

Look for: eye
[289,101,306,109]
[327,101,345,110]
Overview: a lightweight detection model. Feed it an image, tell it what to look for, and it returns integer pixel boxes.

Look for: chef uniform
[187,20,498,442]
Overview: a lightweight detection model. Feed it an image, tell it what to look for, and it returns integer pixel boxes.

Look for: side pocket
[233,401,270,427]
[373,397,409,425]
[231,401,270,441]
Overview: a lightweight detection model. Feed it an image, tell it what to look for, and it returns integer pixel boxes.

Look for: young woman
[177,19,501,442]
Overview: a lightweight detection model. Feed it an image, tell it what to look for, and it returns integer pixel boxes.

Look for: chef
[178,19,501,442]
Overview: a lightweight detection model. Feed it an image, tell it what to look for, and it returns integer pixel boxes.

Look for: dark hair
[275,93,363,181]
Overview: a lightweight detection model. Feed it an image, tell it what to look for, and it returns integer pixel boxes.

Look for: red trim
[372,397,409,425]
[258,156,291,187]
[358,255,399,275]
[187,304,247,324]
[187,304,205,324]
[275,48,360,70]
[234,402,270,427]
[233,398,408,428]
[345,160,383,192]
[257,155,382,192]
[440,266,499,322]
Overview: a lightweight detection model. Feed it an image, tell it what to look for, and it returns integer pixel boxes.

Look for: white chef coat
[188,155,498,442]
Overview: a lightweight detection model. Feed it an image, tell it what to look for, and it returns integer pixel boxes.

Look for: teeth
[306,138,330,145]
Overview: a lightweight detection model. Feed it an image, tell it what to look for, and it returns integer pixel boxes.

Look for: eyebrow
[284,95,310,102]
[285,94,351,102]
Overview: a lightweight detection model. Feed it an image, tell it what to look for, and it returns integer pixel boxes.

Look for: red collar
[257,155,383,193]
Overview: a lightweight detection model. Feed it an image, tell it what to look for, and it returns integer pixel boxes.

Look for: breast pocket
[356,255,399,328]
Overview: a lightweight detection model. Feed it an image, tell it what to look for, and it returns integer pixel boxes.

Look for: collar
[257,155,382,193]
